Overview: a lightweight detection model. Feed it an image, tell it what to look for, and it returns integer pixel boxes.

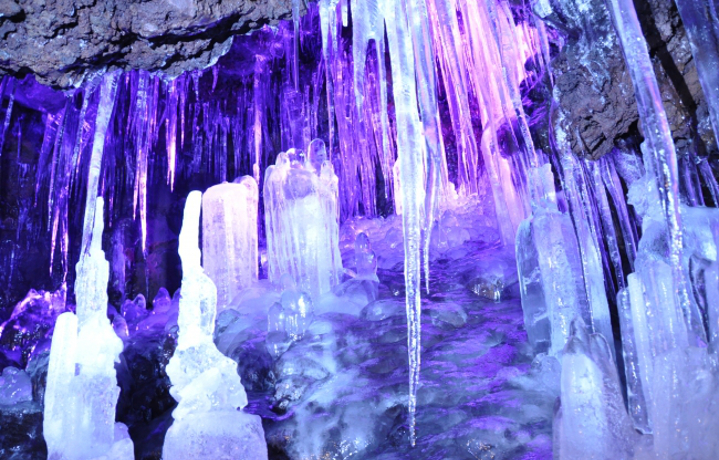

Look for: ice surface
[556,318,644,460]
[202,177,259,309]
[264,146,343,299]
[163,190,267,460]
[0,366,33,405]
[43,197,130,460]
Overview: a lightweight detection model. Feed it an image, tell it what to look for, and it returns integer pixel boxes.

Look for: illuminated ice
[43,197,131,460]
[162,191,267,460]
[202,176,259,309]
[516,164,590,354]
[264,144,342,299]
[556,318,643,459]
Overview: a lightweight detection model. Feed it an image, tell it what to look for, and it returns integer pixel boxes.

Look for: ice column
[202,176,259,309]
[43,198,133,460]
[516,164,592,355]
[163,191,267,460]
[264,142,343,299]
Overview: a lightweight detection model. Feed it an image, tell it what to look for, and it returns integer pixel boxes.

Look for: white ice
[202,176,259,309]
[162,191,267,460]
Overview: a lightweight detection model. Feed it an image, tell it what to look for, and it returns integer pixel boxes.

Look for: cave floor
[237,242,556,460]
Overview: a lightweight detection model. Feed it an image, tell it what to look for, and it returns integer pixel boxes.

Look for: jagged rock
[0,0,298,89]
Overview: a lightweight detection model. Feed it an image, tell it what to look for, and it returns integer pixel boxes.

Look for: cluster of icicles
[0,0,719,447]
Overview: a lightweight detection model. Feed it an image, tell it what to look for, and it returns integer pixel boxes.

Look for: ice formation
[264,143,342,299]
[202,176,260,309]
[43,198,132,460]
[1,0,719,455]
[163,191,267,460]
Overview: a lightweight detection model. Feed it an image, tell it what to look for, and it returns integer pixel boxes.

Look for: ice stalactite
[202,177,260,310]
[606,0,705,345]
[673,0,719,146]
[163,191,267,460]
[80,73,119,256]
[43,197,133,460]
[382,0,427,444]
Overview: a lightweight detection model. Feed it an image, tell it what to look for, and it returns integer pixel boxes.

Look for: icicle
[606,0,705,344]
[673,0,719,146]
[0,77,15,155]
[403,0,444,295]
[293,0,301,92]
[132,73,152,252]
[166,78,179,190]
[35,113,60,206]
[81,73,119,256]
[382,0,426,445]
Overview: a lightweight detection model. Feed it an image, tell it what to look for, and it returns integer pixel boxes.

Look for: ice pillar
[43,198,132,460]
[264,142,342,299]
[202,176,259,309]
[163,191,267,460]
[516,164,592,355]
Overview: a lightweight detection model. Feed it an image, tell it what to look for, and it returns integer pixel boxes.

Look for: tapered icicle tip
[179,191,203,271]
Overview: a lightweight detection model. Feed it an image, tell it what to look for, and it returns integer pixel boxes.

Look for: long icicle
[80,73,119,256]
[382,0,426,445]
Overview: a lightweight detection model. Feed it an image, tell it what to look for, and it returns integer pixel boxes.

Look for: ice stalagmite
[264,141,342,299]
[43,198,133,460]
[202,176,259,309]
[163,191,267,460]
[556,318,644,460]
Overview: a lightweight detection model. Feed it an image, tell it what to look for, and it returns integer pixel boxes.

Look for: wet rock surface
[0,0,296,88]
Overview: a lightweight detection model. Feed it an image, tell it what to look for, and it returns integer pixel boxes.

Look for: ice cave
[0,0,718,458]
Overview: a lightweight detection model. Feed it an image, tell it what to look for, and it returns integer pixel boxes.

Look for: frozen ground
[0,208,558,459]
[217,211,557,460]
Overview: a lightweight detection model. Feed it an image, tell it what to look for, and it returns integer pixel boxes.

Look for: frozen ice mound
[163,410,267,460]
[0,366,32,405]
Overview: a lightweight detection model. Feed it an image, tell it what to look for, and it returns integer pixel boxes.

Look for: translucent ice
[43,197,131,460]
[556,319,643,460]
[0,366,33,405]
[202,176,259,309]
[264,145,343,299]
[163,191,267,460]
[354,232,378,282]
[517,165,591,355]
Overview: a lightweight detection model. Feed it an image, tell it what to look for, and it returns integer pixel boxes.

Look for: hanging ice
[202,176,260,309]
[43,197,133,460]
[163,191,267,460]
[264,142,342,299]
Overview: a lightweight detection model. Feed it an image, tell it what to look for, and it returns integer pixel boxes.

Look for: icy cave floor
[225,241,555,459]
[0,213,558,460]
